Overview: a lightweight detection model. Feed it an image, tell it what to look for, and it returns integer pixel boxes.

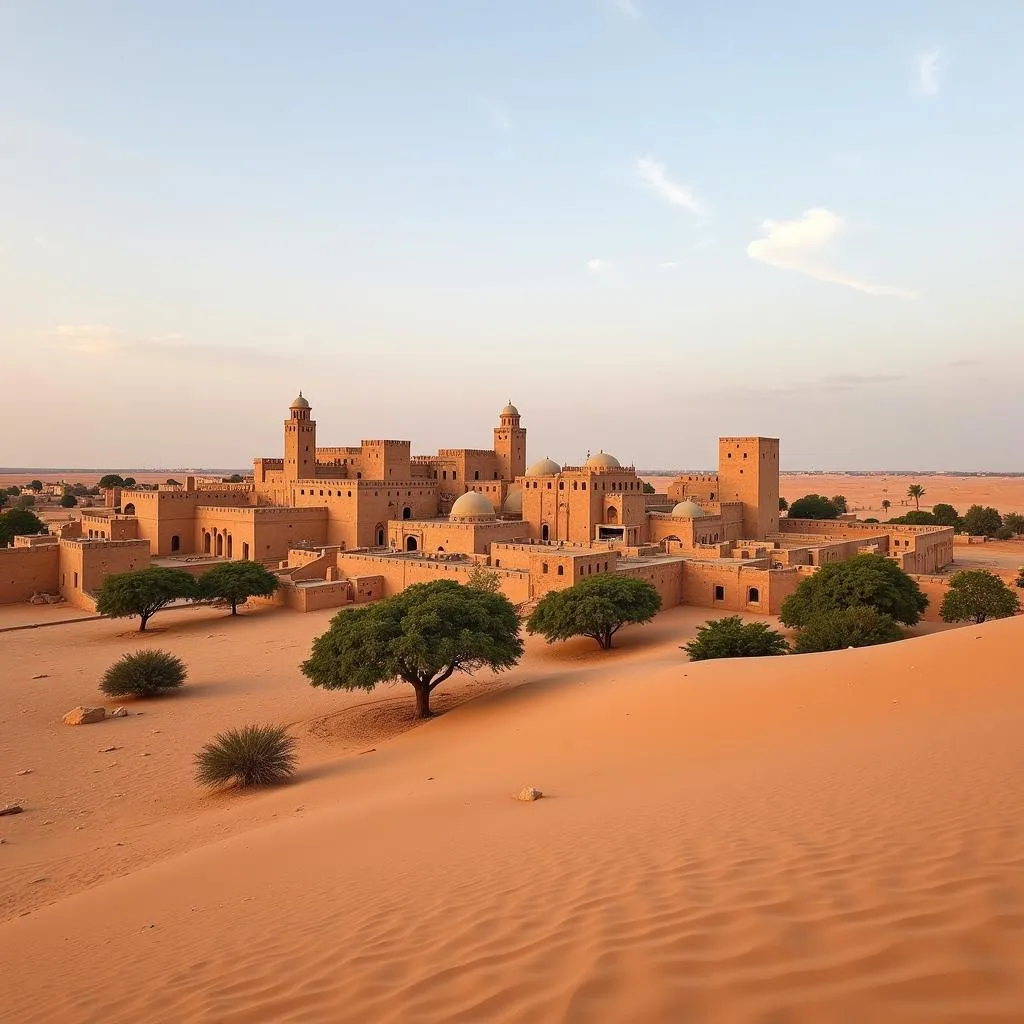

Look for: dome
[502,488,523,514]
[450,490,496,521]
[671,500,704,518]
[290,393,310,410]
[585,450,621,469]
[500,401,520,418]
[526,457,561,477]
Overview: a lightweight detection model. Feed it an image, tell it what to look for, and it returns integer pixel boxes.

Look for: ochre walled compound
[1,395,955,616]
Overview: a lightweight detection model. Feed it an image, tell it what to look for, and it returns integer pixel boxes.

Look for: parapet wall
[0,545,60,603]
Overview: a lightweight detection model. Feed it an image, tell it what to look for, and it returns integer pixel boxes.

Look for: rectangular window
[714,585,724,600]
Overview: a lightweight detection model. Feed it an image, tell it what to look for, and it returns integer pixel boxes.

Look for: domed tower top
[498,400,520,426]
[289,392,311,420]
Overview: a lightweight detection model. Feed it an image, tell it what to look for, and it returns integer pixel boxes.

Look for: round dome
[526,457,561,477]
[502,488,523,514]
[450,491,496,521]
[290,393,310,410]
[500,402,520,418]
[585,450,621,469]
[671,500,704,518]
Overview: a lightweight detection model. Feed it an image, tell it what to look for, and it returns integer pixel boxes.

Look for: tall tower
[717,436,780,540]
[284,392,317,481]
[494,401,527,481]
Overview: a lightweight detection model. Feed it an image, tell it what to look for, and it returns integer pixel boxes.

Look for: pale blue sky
[2,1,1022,470]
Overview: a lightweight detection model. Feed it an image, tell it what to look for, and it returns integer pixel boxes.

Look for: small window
[474,471,480,480]
[748,587,760,604]
[557,565,564,575]
[542,562,549,574]
[559,481,564,490]
[714,585,724,600]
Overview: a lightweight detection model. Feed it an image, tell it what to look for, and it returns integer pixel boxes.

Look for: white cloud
[636,156,708,217]
[586,258,609,273]
[54,324,119,354]
[916,50,941,96]
[746,208,918,300]
[611,0,640,17]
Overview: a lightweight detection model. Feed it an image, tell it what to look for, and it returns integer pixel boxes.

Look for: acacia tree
[0,508,46,547]
[96,567,197,631]
[198,561,280,615]
[831,495,849,514]
[787,494,839,520]
[961,505,1003,538]
[940,570,1020,624]
[907,484,925,510]
[98,474,126,489]
[302,579,523,718]
[780,553,928,628]
[932,503,960,528]
[881,499,891,516]
[527,574,662,650]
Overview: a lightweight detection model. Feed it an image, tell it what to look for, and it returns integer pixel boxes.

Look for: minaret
[284,392,317,481]
[494,401,526,481]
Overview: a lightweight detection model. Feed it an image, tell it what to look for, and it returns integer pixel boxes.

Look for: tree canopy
[0,508,46,546]
[787,494,840,520]
[302,579,523,718]
[961,505,1003,537]
[779,497,789,512]
[780,553,928,628]
[98,474,126,489]
[526,574,662,650]
[59,493,78,508]
[95,567,197,631]
[931,503,960,527]
[1003,512,1024,535]
[889,510,936,526]
[683,616,788,661]
[831,494,849,514]
[939,570,1020,625]
[27,480,43,492]
[642,482,656,494]
[198,560,280,615]
[793,607,904,654]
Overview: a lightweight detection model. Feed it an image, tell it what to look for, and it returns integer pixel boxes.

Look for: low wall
[0,545,60,604]
[616,560,684,609]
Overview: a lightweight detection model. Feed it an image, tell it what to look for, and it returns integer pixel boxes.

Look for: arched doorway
[436,546,445,553]
[747,587,760,604]
[375,524,385,546]
[242,542,250,559]
[606,507,618,524]
[123,502,136,516]
[406,536,418,552]
[170,535,180,552]
[216,533,224,556]
[226,535,233,558]
[203,532,211,554]
[402,506,412,520]
[541,523,549,541]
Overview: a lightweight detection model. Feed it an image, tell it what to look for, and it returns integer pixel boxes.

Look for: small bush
[100,649,186,697]
[195,724,297,789]
[683,616,789,661]
[794,607,903,654]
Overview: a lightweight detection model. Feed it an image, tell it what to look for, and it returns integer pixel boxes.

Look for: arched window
[375,524,385,546]
[123,502,136,516]
[406,536,418,552]
[203,533,211,554]
[748,587,760,604]
[402,506,412,520]
[170,535,180,552]
[542,524,549,541]
[542,562,549,574]
[557,565,564,575]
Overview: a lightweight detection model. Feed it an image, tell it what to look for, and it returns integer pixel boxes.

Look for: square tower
[284,393,317,482]
[717,437,779,540]
[494,402,527,482]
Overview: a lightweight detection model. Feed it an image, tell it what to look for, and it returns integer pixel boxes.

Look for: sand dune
[2,607,1023,1022]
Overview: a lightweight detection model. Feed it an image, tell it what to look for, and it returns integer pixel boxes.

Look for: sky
[2,1,1023,471]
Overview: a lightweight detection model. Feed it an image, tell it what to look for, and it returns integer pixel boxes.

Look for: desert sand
[2,601,1023,1023]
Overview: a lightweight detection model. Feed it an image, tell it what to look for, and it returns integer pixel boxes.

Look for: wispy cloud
[916,50,942,96]
[746,208,918,300]
[611,0,640,18]
[636,156,709,217]
[586,258,609,274]
[473,96,511,132]
[55,324,118,354]
[52,326,291,365]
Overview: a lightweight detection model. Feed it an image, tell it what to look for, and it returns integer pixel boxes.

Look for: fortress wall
[0,545,60,603]
[681,562,801,616]
[616,560,684,609]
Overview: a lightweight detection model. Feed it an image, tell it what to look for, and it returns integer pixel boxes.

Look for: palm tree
[907,484,925,511]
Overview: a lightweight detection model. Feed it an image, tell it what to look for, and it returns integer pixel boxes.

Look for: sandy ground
[0,472,227,490]
[645,474,1024,520]
[1,602,1023,1022]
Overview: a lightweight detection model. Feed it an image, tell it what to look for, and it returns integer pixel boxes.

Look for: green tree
[98,474,126,489]
[780,553,928,628]
[101,650,187,697]
[198,561,280,615]
[1016,567,1024,589]
[28,479,44,492]
[95,567,197,632]
[1002,512,1024,535]
[527,574,662,650]
[787,494,840,520]
[907,483,925,510]
[939,570,1020,624]
[931,503,960,527]
[123,477,137,488]
[0,491,7,510]
[881,499,891,515]
[6,485,19,496]
[900,510,936,525]
[302,579,523,718]
[222,473,245,483]
[961,504,1002,537]
[0,508,46,546]
[166,478,181,486]
[59,493,78,508]
[683,616,789,661]
[642,481,656,494]
[779,497,789,512]
[831,495,849,514]
[794,607,904,653]
[466,564,503,595]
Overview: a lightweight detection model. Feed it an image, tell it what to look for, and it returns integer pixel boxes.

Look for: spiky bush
[100,649,187,697]
[194,724,297,789]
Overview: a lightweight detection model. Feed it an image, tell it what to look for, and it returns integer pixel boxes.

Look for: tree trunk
[230,601,238,615]
[139,613,149,632]
[413,683,432,719]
